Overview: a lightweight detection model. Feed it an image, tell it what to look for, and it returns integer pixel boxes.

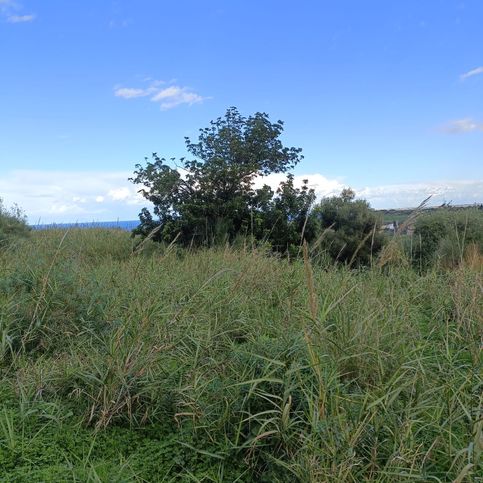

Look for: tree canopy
[312,188,384,266]
[130,107,314,250]
[131,107,385,264]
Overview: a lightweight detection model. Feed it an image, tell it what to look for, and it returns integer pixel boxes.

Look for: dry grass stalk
[302,240,325,419]
[378,196,432,268]
[303,240,318,320]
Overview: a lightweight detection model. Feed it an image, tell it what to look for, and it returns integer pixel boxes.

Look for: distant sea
[31,220,139,231]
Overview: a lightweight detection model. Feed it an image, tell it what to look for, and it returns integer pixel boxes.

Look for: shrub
[0,198,30,247]
[312,188,385,266]
[413,208,483,269]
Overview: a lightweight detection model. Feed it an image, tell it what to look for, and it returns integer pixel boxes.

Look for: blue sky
[1,0,482,223]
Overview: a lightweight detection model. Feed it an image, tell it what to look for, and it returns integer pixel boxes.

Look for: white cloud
[442,118,483,134]
[0,170,148,224]
[258,175,482,208]
[7,13,35,23]
[151,86,205,110]
[114,87,157,99]
[255,173,344,198]
[460,66,483,80]
[114,79,208,110]
[358,180,483,209]
[1,1,35,23]
[108,187,131,201]
[1,169,481,224]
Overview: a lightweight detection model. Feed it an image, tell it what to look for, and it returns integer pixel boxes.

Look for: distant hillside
[377,203,483,224]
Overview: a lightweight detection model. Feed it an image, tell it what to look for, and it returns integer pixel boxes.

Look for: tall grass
[0,228,481,481]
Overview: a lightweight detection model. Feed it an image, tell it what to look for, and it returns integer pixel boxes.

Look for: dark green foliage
[255,174,318,255]
[0,399,247,482]
[0,198,30,248]
[313,188,385,266]
[413,207,483,269]
[130,107,316,251]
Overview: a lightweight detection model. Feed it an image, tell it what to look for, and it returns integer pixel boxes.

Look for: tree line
[130,107,384,265]
[2,107,480,269]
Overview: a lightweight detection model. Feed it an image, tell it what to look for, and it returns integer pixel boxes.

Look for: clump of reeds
[0,227,481,481]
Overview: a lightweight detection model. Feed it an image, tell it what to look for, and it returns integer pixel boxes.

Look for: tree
[312,189,384,266]
[260,175,319,255]
[131,107,311,248]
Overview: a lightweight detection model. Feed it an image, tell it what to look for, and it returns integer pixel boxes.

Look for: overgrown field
[0,229,481,482]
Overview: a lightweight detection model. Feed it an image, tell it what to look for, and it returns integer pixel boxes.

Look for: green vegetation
[0,198,30,248]
[312,188,385,266]
[378,204,483,225]
[1,107,482,480]
[130,108,384,266]
[412,208,483,269]
[131,107,310,251]
[0,226,481,481]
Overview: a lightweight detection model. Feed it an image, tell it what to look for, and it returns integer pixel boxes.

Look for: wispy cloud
[108,18,130,29]
[1,169,481,224]
[152,86,205,110]
[460,66,483,80]
[0,170,147,224]
[260,175,483,209]
[255,173,344,198]
[7,13,34,22]
[358,180,483,209]
[442,118,483,134]
[114,87,155,99]
[114,79,208,110]
[0,0,35,23]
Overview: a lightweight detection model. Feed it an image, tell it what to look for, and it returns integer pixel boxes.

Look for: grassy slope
[0,229,481,482]
[377,205,482,225]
